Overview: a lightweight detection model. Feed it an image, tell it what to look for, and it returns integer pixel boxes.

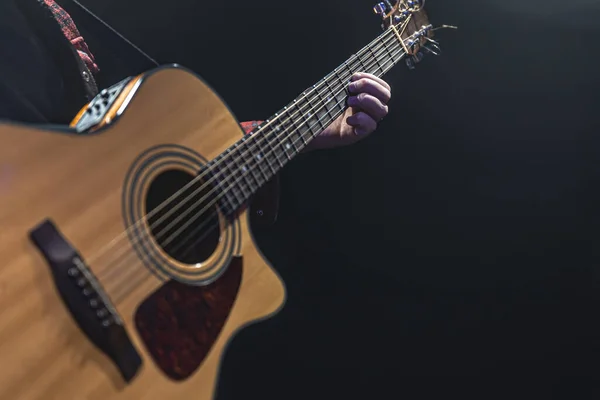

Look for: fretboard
[211,25,408,215]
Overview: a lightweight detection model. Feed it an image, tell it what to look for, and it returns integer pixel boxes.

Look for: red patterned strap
[43,0,99,74]
[42,0,261,132]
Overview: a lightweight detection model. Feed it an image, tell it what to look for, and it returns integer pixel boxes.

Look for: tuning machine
[373,1,395,17]
[405,26,441,70]
[405,43,440,69]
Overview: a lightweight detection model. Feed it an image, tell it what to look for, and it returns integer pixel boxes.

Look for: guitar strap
[59,0,159,67]
[55,0,160,88]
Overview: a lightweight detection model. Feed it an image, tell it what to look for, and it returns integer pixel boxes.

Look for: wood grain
[0,66,286,400]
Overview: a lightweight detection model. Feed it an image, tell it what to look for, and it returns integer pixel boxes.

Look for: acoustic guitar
[0,2,450,399]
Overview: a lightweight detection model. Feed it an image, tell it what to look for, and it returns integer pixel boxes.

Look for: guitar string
[95,22,408,282]
[104,27,412,296]
[99,27,423,302]
[171,38,412,263]
[107,36,412,304]
[87,22,409,272]
[110,42,409,305]
[89,24,406,286]
[99,25,413,295]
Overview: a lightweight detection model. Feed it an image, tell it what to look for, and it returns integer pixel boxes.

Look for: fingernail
[351,73,362,81]
[354,127,366,136]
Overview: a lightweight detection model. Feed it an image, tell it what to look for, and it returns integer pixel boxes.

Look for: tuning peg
[373,2,387,16]
[373,1,395,17]
[422,43,440,56]
[406,0,423,10]
[424,36,440,46]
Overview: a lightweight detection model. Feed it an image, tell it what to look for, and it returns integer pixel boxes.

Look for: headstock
[373,0,455,69]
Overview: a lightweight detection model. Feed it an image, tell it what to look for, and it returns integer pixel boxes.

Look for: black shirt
[0,0,97,124]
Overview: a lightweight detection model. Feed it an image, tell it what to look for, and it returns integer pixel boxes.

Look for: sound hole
[145,169,220,264]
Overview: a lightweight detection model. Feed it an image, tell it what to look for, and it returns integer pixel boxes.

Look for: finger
[348,77,391,104]
[350,72,391,92]
[347,93,389,122]
[346,112,377,136]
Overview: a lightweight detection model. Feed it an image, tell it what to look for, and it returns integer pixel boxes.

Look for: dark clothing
[0,0,260,131]
[0,0,97,124]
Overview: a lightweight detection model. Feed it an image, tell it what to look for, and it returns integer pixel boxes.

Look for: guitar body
[0,66,286,400]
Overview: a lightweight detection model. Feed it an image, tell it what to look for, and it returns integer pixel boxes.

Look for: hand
[308,72,392,150]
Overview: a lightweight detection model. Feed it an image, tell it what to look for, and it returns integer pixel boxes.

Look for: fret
[342,60,354,83]
[294,98,310,147]
[263,122,286,169]
[247,135,269,188]
[211,151,242,213]
[249,134,272,184]
[255,125,279,175]
[276,109,294,160]
[324,78,346,117]
[289,99,307,152]
[301,104,320,139]
[208,27,416,214]
[355,53,370,76]
[322,79,338,121]
[381,37,398,70]
[229,143,254,199]
[307,86,327,132]
[226,147,251,203]
[238,137,261,193]
[273,109,294,164]
[366,43,385,76]
[332,67,346,92]
[277,121,293,161]
[306,88,325,137]
[316,92,330,130]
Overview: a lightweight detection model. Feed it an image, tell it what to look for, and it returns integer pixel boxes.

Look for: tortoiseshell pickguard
[134,257,242,381]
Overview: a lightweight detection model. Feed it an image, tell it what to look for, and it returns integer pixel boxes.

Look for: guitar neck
[209,26,408,214]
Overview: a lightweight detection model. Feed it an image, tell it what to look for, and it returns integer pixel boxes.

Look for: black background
[73,0,600,397]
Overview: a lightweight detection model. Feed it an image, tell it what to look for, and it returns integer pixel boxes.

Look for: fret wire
[229,148,251,202]
[239,137,261,192]
[343,60,354,79]
[380,37,394,69]
[302,102,319,138]
[273,110,290,167]
[382,38,397,69]
[230,144,253,201]
[222,151,240,208]
[218,150,243,211]
[149,27,405,225]
[268,113,289,165]
[282,103,297,159]
[248,134,272,183]
[258,125,280,174]
[214,27,405,204]
[290,100,305,152]
[297,95,311,146]
[312,84,331,132]
[383,41,403,74]
[323,79,338,121]
[333,67,345,94]
[366,43,384,76]
[249,137,268,186]
[304,87,326,133]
